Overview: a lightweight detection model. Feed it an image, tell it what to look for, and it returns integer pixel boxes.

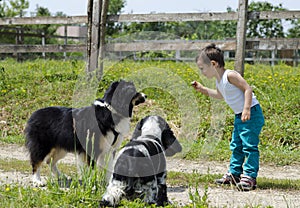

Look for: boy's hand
[241,110,251,122]
[191,81,202,89]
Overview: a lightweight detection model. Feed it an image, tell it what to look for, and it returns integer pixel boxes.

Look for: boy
[191,43,264,191]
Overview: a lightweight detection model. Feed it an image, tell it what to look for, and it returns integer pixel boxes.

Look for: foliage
[106,0,126,36]
[121,7,237,40]
[118,1,300,41]
[247,1,286,38]
[0,1,64,60]
[0,0,29,45]
[0,0,29,17]
[287,19,300,38]
[0,59,299,165]
[23,6,60,45]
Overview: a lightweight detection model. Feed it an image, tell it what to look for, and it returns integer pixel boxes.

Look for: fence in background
[0,9,299,66]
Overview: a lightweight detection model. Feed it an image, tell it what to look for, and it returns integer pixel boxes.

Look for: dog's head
[96,80,146,117]
[132,115,182,156]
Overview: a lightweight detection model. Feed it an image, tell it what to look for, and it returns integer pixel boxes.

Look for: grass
[0,58,299,207]
[1,59,299,165]
[0,170,106,208]
[0,157,299,207]
[0,157,299,208]
[0,158,77,175]
[2,158,299,192]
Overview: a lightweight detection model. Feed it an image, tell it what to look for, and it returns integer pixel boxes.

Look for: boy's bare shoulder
[227,70,247,85]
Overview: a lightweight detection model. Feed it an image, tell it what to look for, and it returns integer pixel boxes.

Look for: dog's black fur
[100,115,182,207]
[24,80,146,185]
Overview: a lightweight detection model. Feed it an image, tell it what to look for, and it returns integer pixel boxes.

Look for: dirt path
[0,144,300,207]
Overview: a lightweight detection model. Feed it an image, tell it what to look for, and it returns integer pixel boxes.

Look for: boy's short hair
[196,43,225,67]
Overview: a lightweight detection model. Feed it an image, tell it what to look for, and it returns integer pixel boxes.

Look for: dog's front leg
[100,179,125,207]
[142,179,157,205]
[156,184,168,206]
[156,172,169,206]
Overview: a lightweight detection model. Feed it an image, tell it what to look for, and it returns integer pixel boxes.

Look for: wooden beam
[86,0,102,73]
[0,11,299,25]
[98,0,109,78]
[0,44,86,53]
[252,10,300,20]
[105,40,237,52]
[108,12,238,22]
[235,0,248,76]
[0,39,298,53]
[0,16,87,25]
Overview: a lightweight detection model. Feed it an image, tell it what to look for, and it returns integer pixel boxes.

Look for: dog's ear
[162,124,182,156]
[130,118,144,141]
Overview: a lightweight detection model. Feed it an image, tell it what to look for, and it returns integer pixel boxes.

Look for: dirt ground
[0,144,300,208]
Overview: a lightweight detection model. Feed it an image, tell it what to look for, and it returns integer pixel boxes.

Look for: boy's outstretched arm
[227,71,253,122]
[191,81,223,99]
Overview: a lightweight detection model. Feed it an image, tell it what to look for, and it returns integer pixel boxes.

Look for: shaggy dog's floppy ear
[162,124,182,156]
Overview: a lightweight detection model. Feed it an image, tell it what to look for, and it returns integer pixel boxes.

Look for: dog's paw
[99,199,113,207]
[100,194,115,207]
[31,179,46,187]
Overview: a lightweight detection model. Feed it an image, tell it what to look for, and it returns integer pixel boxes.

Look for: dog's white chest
[115,117,130,135]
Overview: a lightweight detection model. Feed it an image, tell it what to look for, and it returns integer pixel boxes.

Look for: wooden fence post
[294,42,299,67]
[64,25,68,60]
[41,31,46,59]
[15,27,23,61]
[234,0,248,76]
[86,0,102,73]
[86,0,109,77]
[98,0,109,78]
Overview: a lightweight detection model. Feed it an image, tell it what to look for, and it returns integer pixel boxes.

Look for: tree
[247,1,285,38]
[0,0,29,44]
[0,0,29,17]
[106,0,126,36]
[287,19,300,38]
[23,6,59,45]
[120,7,237,41]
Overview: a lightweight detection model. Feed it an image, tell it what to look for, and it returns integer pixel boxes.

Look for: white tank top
[216,70,259,114]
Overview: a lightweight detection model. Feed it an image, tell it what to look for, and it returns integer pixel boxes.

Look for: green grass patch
[0,162,299,207]
[0,158,77,176]
[0,169,106,208]
[1,59,299,164]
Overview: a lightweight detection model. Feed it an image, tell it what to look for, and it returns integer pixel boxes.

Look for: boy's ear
[211,60,218,67]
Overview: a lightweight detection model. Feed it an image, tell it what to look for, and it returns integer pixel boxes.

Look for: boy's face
[196,57,216,79]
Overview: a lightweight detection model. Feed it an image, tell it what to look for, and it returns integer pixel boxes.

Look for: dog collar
[93,100,121,146]
[93,100,118,115]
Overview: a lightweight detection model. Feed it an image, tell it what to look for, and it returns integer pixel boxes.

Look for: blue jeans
[229,104,265,179]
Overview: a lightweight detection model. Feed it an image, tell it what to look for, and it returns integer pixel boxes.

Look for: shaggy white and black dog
[24,80,146,186]
[100,115,182,207]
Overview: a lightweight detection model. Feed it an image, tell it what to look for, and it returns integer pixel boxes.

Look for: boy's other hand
[241,110,251,122]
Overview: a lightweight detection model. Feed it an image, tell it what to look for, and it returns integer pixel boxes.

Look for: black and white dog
[100,115,182,207]
[24,80,146,186]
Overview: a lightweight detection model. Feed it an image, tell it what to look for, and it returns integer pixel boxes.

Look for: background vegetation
[0,59,299,207]
[1,59,299,164]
